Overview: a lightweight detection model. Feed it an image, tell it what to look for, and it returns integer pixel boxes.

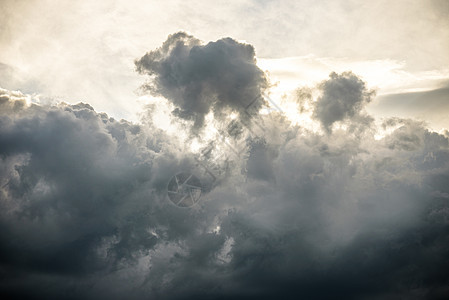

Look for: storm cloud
[1,33,449,300]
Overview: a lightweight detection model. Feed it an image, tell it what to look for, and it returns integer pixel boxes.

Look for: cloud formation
[1,33,449,300]
[135,32,269,132]
[312,71,375,133]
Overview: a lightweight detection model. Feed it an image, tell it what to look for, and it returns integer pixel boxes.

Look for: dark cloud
[313,71,375,133]
[1,34,449,300]
[0,88,204,297]
[135,32,269,132]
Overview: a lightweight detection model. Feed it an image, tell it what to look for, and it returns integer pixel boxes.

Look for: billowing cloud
[313,71,375,133]
[1,34,449,300]
[135,32,269,132]
[0,88,200,292]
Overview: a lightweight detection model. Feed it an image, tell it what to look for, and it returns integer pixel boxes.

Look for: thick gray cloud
[0,88,203,297]
[313,71,375,133]
[1,35,449,300]
[135,32,269,132]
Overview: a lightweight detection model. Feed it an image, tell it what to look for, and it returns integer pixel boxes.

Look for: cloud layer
[1,33,449,299]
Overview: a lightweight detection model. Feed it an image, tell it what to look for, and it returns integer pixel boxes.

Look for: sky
[1,1,449,299]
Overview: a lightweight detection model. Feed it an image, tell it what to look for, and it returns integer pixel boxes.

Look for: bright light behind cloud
[1,0,448,124]
[1,2,449,299]
[258,56,449,96]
